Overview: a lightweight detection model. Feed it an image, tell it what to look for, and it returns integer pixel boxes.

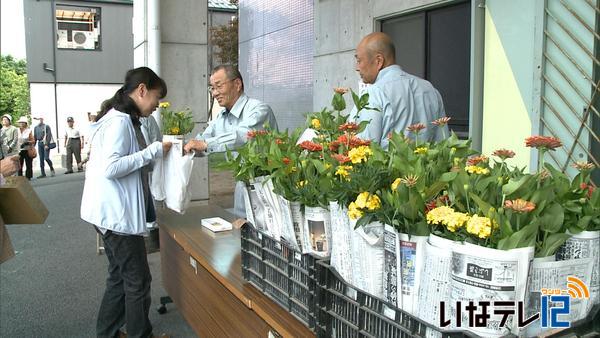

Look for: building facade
[239,0,600,183]
[23,0,133,154]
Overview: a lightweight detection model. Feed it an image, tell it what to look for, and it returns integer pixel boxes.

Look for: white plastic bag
[150,157,165,201]
[161,143,194,214]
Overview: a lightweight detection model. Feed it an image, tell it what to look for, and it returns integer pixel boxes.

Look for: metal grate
[540,0,600,185]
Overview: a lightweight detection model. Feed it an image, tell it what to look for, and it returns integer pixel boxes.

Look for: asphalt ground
[0,170,198,337]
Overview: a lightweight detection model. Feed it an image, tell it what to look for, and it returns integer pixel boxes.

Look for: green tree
[0,55,30,123]
[210,17,238,65]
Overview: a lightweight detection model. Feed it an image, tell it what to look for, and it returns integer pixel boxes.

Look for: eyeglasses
[207,79,235,93]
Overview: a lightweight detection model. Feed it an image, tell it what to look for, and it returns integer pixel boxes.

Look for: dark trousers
[37,142,54,175]
[66,138,82,171]
[18,150,33,179]
[97,230,153,338]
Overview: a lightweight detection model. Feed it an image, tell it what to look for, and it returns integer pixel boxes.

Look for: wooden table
[158,204,315,338]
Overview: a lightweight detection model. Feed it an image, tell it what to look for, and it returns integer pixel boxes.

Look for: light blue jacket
[81,109,163,235]
[350,65,448,149]
[197,93,278,153]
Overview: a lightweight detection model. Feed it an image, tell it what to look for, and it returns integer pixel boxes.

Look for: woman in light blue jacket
[81,67,172,338]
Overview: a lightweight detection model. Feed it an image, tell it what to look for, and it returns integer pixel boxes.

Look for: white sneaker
[146,221,158,229]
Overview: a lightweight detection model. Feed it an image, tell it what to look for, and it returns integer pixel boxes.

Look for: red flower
[247,130,256,138]
[338,122,359,132]
[525,136,562,150]
[275,138,284,145]
[406,123,426,133]
[331,153,351,164]
[467,155,489,166]
[580,183,595,199]
[329,141,341,152]
[298,140,323,152]
[425,200,437,213]
[282,157,291,165]
[492,149,516,160]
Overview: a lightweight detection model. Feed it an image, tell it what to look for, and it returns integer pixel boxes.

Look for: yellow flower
[159,101,170,108]
[335,165,352,179]
[466,214,493,239]
[414,147,428,155]
[366,194,381,211]
[391,178,402,191]
[355,192,370,209]
[169,127,180,135]
[311,118,321,129]
[348,145,373,164]
[296,180,306,188]
[325,163,332,170]
[465,166,490,175]
[348,202,364,220]
[444,212,470,232]
[426,206,455,225]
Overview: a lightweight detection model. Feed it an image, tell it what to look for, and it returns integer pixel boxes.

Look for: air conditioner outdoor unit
[71,30,95,49]
[57,29,71,48]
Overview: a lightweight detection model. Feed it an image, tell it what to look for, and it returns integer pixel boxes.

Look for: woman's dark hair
[96,67,167,123]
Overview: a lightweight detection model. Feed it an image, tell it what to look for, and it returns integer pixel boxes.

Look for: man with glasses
[184,65,277,216]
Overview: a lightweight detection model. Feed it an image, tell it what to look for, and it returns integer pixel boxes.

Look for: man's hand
[162,141,173,154]
[183,139,207,154]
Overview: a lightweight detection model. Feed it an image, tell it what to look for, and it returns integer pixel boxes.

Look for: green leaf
[502,175,533,197]
[539,203,565,233]
[469,192,493,215]
[496,222,538,250]
[440,171,458,182]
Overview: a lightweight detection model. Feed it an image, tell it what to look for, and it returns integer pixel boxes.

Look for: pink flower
[492,149,516,160]
[431,117,451,126]
[338,122,359,132]
[406,123,426,133]
[504,199,536,213]
[466,155,489,166]
[334,87,349,95]
[331,153,351,164]
[525,136,562,150]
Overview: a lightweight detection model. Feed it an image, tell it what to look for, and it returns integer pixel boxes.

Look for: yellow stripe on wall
[482,9,531,170]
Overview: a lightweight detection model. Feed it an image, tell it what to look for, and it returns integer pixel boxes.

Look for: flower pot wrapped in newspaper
[303,206,331,257]
[523,254,595,337]
[277,195,306,252]
[246,176,281,239]
[382,224,428,313]
[416,234,463,337]
[557,230,600,311]
[329,201,354,282]
[351,220,385,298]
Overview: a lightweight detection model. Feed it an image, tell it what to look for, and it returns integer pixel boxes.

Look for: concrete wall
[133,0,210,200]
[24,0,133,84]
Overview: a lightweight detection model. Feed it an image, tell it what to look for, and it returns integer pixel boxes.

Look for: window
[55,6,101,50]
[381,2,471,138]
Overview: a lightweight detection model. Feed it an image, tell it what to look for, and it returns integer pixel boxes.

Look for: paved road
[0,171,196,337]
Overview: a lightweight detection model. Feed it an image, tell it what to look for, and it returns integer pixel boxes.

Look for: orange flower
[298,140,323,152]
[492,149,515,160]
[504,199,536,213]
[275,138,284,145]
[338,122,359,132]
[334,87,349,95]
[247,130,256,138]
[406,123,426,133]
[525,136,562,150]
[282,157,291,165]
[580,183,595,199]
[431,116,451,126]
[331,153,351,164]
[466,155,489,166]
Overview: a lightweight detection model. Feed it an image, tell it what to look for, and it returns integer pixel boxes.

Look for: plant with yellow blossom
[160,102,194,135]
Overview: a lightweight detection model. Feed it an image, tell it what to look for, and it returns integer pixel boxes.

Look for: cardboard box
[0,214,15,264]
[0,176,49,224]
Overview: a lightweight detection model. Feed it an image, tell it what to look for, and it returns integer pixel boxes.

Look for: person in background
[1,114,18,156]
[80,67,171,338]
[183,65,277,217]
[64,116,84,174]
[350,32,448,149]
[33,117,55,178]
[16,116,34,180]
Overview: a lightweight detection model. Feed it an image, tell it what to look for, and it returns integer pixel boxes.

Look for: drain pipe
[148,0,161,125]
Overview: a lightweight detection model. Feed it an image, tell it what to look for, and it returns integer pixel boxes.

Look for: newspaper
[450,244,534,337]
[290,201,310,254]
[351,221,385,298]
[329,201,354,283]
[246,178,266,232]
[303,206,332,257]
[242,184,256,228]
[416,235,460,338]
[399,233,428,314]
[556,230,600,310]
[382,225,428,314]
[278,195,301,251]
[251,176,279,238]
[523,256,594,337]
